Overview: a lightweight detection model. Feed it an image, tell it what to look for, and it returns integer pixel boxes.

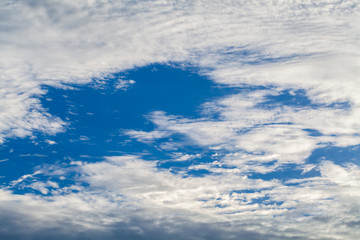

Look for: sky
[0,1,360,239]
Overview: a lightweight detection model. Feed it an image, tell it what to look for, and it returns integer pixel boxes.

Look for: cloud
[134,92,316,167]
[45,139,57,145]
[0,0,359,141]
[1,155,359,239]
[1,1,360,239]
[125,129,171,143]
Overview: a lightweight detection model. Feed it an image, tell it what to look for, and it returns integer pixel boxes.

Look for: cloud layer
[1,0,360,239]
[2,156,360,239]
[1,0,359,142]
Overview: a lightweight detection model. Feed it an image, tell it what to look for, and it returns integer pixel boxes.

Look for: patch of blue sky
[307,145,360,166]
[0,64,236,186]
[158,150,223,176]
[228,190,285,206]
[184,169,213,178]
[258,89,352,110]
[3,156,83,195]
[247,144,360,183]
[1,63,359,197]
[248,163,320,182]
[302,128,323,137]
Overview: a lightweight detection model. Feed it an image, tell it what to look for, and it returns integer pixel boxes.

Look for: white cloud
[0,0,359,142]
[1,155,359,239]
[28,181,59,195]
[45,139,57,145]
[1,0,360,239]
[125,129,171,143]
[131,81,360,169]
[136,93,318,166]
[115,78,135,90]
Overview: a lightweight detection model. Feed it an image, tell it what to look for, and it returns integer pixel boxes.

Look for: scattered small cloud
[45,139,57,145]
[79,136,90,141]
[115,79,135,90]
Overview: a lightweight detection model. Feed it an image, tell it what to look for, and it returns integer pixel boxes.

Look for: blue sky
[1,1,360,240]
